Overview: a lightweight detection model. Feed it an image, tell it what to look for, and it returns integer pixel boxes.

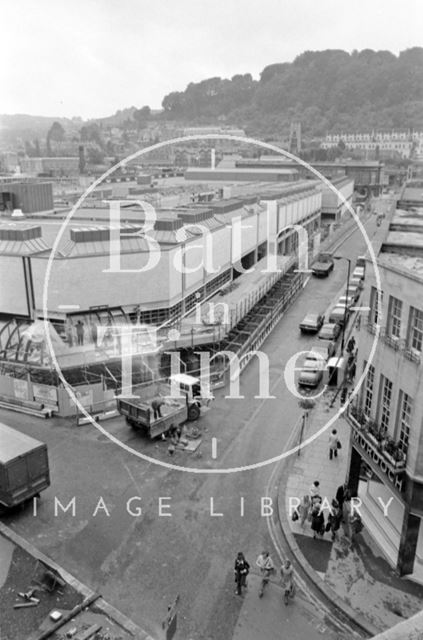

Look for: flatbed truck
[116,374,211,439]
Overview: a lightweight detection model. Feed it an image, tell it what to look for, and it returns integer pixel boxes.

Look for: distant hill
[2,48,423,144]
[87,107,138,127]
[160,48,423,136]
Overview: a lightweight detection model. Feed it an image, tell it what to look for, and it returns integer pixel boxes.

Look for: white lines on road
[122,461,143,495]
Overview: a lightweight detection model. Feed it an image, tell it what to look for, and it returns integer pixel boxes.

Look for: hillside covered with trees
[161,48,423,137]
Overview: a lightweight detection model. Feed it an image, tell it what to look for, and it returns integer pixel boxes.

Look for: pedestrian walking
[342,490,353,535]
[299,495,311,528]
[327,499,342,541]
[309,480,321,502]
[256,551,275,597]
[311,502,325,539]
[234,552,250,595]
[76,320,84,346]
[347,336,356,354]
[349,511,364,546]
[329,429,341,460]
[280,560,295,605]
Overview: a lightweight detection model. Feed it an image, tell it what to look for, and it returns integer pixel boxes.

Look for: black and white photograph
[1,1,423,639]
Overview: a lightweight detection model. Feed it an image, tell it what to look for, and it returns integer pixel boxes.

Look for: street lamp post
[333,256,351,353]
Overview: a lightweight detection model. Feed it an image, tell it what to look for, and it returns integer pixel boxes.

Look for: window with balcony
[363,363,375,416]
[379,375,393,432]
[397,390,412,456]
[408,306,423,352]
[387,296,402,338]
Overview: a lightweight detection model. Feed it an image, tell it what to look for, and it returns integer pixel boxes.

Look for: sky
[1,0,422,119]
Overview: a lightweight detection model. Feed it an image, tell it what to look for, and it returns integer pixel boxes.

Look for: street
[0,215,377,639]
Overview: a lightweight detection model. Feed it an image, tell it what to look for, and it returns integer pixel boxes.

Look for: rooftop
[378,208,423,278]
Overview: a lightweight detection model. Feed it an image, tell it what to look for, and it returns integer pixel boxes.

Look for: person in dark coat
[234,552,250,595]
[347,336,356,353]
[76,320,84,346]
[311,503,325,539]
[335,482,349,515]
[327,499,342,541]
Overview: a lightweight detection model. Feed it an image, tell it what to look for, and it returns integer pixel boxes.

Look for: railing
[347,411,407,491]
[365,321,421,364]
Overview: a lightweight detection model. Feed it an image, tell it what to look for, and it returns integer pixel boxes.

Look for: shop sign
[352,428,404,492]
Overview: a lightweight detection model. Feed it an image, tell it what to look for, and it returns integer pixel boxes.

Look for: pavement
[279,384,423,636]
[232,573,343,640]
[0,523,153,640]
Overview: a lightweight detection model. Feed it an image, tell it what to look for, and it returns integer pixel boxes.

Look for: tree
[87,147,105,164]
[79,123,104,148]
[46,121,65,155]
[133,105,151,130]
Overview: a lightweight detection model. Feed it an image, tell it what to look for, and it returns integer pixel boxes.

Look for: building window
[363,363,375,416]
[408,306,423,352]
[397,390,412,456]
[369,287,383,324]
[379,375,393,432]
[388,296,402,338]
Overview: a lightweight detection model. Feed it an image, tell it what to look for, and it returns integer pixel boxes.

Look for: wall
[0,256,29,315]
[27,191,320,316]
[357,261,423,477]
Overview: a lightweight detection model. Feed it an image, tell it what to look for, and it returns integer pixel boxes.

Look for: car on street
[318,322,341,342]
[346,284,361,301]
[329,305,349,325]
[298,356,326,387]
[352,266,365,281]
[349,276,363,290]
[299,313,325,334]
[309,340,335,361]
[311,254,334,277]
[338,294,356,309]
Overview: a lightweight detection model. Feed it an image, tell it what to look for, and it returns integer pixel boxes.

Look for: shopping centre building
[0,178,325,416]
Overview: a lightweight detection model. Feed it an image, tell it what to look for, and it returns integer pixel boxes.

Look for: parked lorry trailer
[116,374,211,439]
[0,422,50,508]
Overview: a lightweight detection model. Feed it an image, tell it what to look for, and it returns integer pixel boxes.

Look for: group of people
[233,551,295,605]
[293,481,363,542]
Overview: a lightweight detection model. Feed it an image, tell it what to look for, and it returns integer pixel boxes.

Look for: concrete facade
[0,184,322,322]
[347,209,423,583]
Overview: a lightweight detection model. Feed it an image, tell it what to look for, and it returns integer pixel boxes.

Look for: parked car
[298,357,325,387]
[318,322,341,342]
[352,266,365,281]
[329,305,349,325]
[346,284,361,302]
[309,340,335,361]
[299,313,325,334]
[349,276,363,290]
[338,294,355,309]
